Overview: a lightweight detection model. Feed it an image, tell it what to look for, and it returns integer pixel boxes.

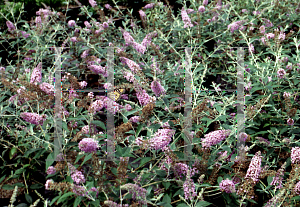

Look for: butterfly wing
[108,88,125,101]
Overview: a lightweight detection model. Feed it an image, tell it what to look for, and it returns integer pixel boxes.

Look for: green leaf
[73,196,82,207]
[16,204,28,207]
[24,148,39,158]
[91,120,106,130]
[176,204,189,207]
[162,194,171,204]
[136,124,143,137]
[0,175,6,184]
[14,182,25,187]
[195,201,212,207]
[46,153,54,171]
[25,193,33,204]
[50,195,60,206]
[139,157,152,168]
[9,147,17,160]
[15,168,25,175]
[75,153,85,164]
[291,196,300,201]
[1,184,15,190]
[81,153,93,166]
[163,181,170,190]
[217,176,223,184]
[156,170,166,177]
[29,183,43,189]
[62,122,69,132]
[57,192,75,204]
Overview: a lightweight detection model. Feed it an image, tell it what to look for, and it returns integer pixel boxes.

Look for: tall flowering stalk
[30,62,42,85]
[141,31,157,48]
[245,151,262,183]
[20,112,47,126]
[151,80,166,97]
[181,7,193,28]
[120,183,147,205]
[201,129,231,148]
[120,57,142,74]
[219,178,236,193]
[6,21,16,33]
[183,169,197,201]
[78,138,99,153]
[149,128,175,151]
[270,162,286,190]
[291,147,300,164]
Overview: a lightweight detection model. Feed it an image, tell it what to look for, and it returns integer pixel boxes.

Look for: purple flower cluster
[201,129,231,148]
[291,147,300,164]
[277,68,286,79]
[21,31,30,38]
[95,96,123,114]
[78,138,99,153]
[120,183,147,205]
[104,4,112,10]
[283,92,291,99]
[46,166,56,175]
[20,112,47,126]
[89,0,97,8]
[139,10,146,19]
[125,104,132,111]
[89,100,104,114]
[151,80,166,97]
[68,20,76,27]
[181,7,193,28]
[71,184,86,196]
[249,43,255,53]
[266,33,275,39]
[129,116,140,123]
[270,162,286,190]
[149,128,175,151]
[294,181,300,195]
[45,179,54,190]
[287,118,294,126]
[219,179,236,193]
[278,31,286,41]
[87,65,108,77]
[39,82,54,95]
[143,3,155,9]
[121,28,135,46]
[136,87,153,106]
[132,42,146,54]
[30,62,42,85]
[6,21,16,33]
[71,170,86,184]
[245,151,262,183]
[68,88,79,99]
[174,162,198,179]
[104,201,129,207]
[245,82,252,91]
[228,21,244,33]
[141,31,157,48]
[259,25,265,34]
[120,57,142,73]
[183,170,197,201]
[88,92,94,99]
[122,70,136,82]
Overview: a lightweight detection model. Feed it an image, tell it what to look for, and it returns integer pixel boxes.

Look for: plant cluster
[0,0,300,206]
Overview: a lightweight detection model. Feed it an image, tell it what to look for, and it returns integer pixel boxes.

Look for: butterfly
[107,88,126,102]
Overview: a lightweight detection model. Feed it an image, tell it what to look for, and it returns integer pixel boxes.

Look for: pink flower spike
[181,7,193,28]
[89,0,97,8]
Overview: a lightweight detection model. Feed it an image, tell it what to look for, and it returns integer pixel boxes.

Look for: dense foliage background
[0,0,300,207]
